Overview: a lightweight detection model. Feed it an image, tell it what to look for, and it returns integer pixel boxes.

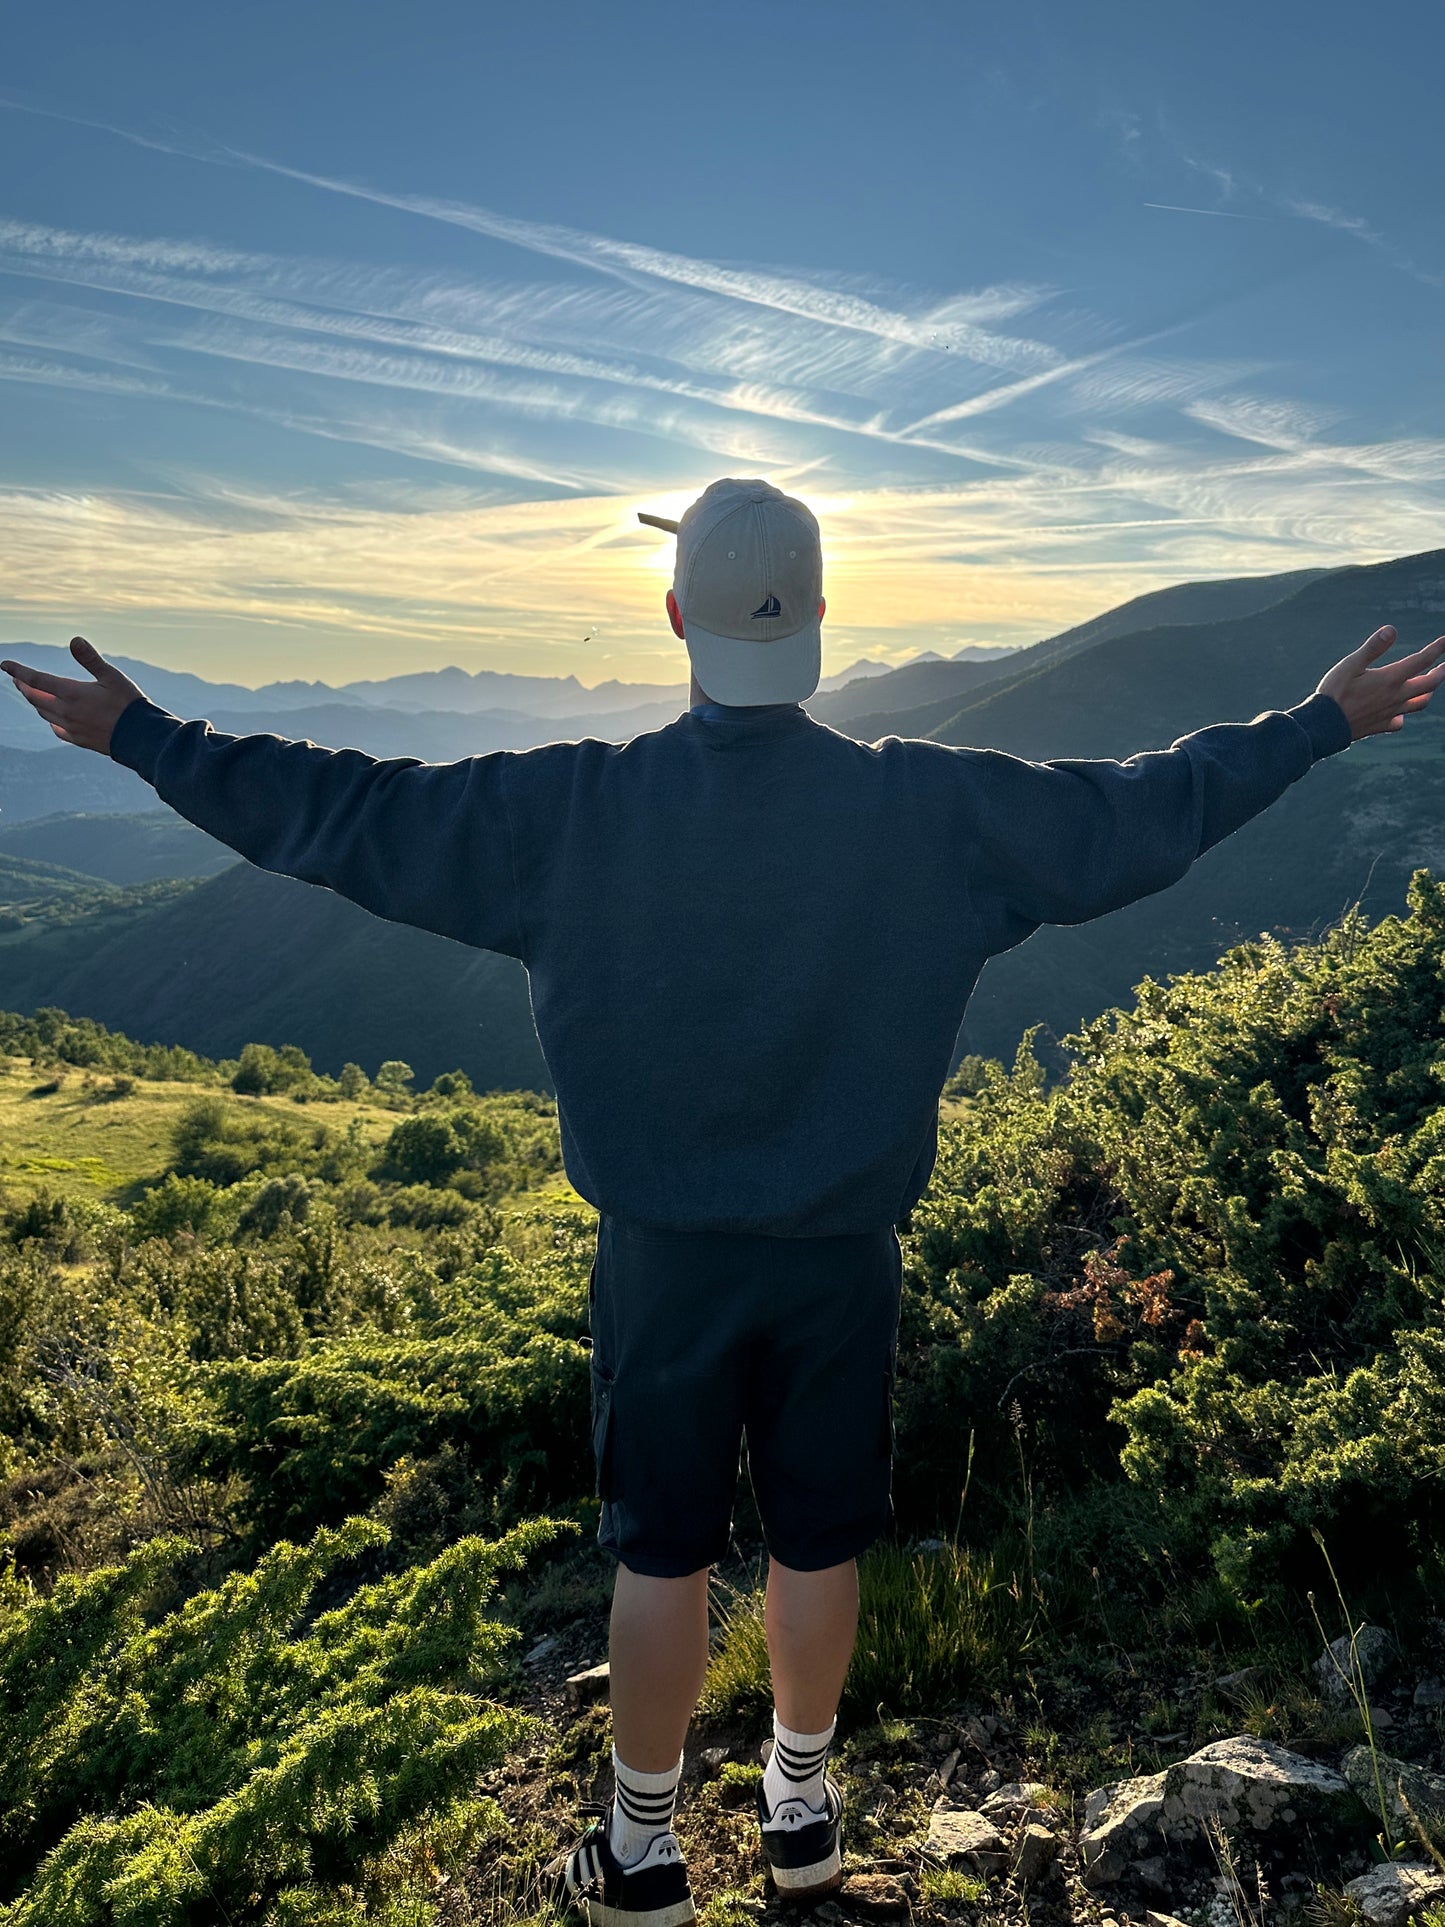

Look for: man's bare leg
[765,1555,859,1731]
[606,1555,858,1769]
[608,1562,712,1771]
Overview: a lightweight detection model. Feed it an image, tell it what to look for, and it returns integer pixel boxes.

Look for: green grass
[697,1893,761,1926]
[700,1536,1038,1721]
[920,1865,988,1904]
[0,1055,402,1209]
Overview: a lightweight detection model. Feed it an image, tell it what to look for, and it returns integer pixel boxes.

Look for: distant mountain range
[0,637,1016,749]
[0,641,1025,810]
[2,551,1441,1086]
[0,569,1331,814]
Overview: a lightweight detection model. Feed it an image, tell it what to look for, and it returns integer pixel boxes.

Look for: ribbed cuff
[109,694,186,782]
[1285,690,1353,762]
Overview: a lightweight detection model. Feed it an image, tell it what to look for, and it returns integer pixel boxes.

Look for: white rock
[1316,1626,1398,1706]
[564,1660,610,1708]
[925,1802,1007,1873]
[1341,1747,1445,1830]
[981,1780,1051,1821]
[1079,1735,1368,1888]
[1012,1822,1060,1886]
[1342,1862,1445,1927]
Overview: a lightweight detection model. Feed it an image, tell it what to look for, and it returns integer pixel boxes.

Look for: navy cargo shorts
[585,1211,904,1578]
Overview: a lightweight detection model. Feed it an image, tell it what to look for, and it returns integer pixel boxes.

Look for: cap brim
[684,620,821,705]
[637,511,680,532]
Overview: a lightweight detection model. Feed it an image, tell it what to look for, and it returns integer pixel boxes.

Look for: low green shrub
[0,1514,562,1923]
[896,872,1445,1623]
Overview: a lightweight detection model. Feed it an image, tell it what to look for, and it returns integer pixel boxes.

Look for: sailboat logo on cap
[751,595,782,620]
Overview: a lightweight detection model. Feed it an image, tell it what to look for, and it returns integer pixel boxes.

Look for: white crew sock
[608,1746,683,1867]
[763,1712,836,1819]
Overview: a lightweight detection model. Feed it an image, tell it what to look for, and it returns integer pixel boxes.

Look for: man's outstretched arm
[1,637,526,959]
[956,624,1445,946]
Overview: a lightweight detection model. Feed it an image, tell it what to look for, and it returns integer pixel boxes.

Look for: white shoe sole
[766,1844,843,1895]
[582,1899,697,1927]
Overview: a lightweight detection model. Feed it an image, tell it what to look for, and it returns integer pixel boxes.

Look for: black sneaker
[560,1807,696,1927]
[756,1775,845,1898]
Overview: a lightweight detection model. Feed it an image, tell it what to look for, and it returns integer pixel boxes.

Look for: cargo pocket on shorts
[590,1363,616,1502]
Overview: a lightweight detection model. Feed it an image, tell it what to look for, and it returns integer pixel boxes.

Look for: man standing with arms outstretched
[6,477,1444,1927]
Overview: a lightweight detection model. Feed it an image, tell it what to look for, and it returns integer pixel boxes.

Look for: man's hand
[1,637,146,755]
[1317,625,1445,741]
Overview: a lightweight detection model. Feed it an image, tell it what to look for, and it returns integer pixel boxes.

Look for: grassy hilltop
[4,879,1445,1923]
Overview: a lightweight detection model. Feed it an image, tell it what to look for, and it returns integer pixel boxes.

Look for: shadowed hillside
[0,861,549,1093]
[0,738,164,824]
[0,809,236,883]
[929,550,1445,1070]
[924,549,1445,758]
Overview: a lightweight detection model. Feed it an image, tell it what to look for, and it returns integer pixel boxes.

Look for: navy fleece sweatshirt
[108,686,1354,1236]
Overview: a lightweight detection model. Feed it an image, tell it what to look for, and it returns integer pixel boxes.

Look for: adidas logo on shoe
[559,1808,696,1926]
[756,1774,845,1897]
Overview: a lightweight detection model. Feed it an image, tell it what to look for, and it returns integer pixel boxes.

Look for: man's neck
[688,676,802,717]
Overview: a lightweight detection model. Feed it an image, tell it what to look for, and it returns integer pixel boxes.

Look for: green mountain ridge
[923,547,1445,756]
[0,861,549,1094]
[941,548,1445,1067]
[0,809,243,884]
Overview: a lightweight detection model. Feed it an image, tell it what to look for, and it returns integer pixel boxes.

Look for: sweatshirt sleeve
[957,690,1353,952]
[108,695,527,960]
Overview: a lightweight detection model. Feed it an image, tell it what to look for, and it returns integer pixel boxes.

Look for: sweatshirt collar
[685,699,810,735]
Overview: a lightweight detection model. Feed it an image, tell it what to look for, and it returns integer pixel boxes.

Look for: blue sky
[1,0,1441,688]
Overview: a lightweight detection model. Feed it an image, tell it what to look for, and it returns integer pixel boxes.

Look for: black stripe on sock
[615,1787,678,1821]
[774,1732,831,1756]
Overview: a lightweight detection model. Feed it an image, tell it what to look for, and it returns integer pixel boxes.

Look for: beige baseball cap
[638,477,823,704]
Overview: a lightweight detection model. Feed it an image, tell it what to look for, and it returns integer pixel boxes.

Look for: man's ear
[666,590,686,640]
[819,596,826,620]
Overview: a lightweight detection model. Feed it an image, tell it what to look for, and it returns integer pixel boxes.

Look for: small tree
[235,1172,313,1240]
[374,1060,415,1098]
[429,1069,474,1098]
[382,1114,462,1186]
[231,1043,282,1096]
[337,1061,368,1099]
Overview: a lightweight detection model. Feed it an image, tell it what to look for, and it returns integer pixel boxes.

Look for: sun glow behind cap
[638,477,823,705]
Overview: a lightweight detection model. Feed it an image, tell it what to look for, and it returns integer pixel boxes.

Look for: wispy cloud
[0,99,1065,371]
[1281,196,1443,287]
[0,97,1442,682]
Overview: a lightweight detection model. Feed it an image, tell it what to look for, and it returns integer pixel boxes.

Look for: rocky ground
[444,1552,1445,1927]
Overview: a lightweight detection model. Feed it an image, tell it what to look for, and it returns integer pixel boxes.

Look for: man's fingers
[69,636,112,681]
[1399,634,1445,672]
[1,661,65,694]
[1357,624,1398,660]
[11,679,60,710]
